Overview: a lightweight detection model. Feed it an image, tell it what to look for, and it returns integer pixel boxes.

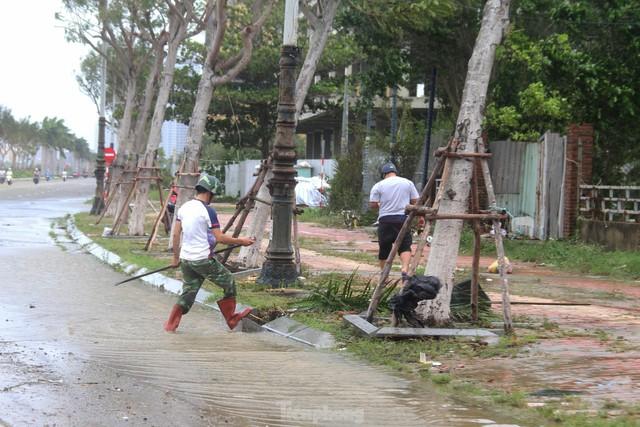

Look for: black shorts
[377,221,412,260]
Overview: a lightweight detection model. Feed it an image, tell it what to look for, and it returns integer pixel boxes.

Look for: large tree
[417,0,511,324]
[163,0,276,250]
[128,0,214,235]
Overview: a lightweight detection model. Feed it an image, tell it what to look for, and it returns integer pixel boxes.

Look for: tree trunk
[418,0,510,324]
[169,62,216,242]
[168,4,227,248]
[128,12,187,236]
[295,0,340,116]
[238,169,273,266]
[168,0,274,247]
[106,77,137,217]
[132,46,164,155]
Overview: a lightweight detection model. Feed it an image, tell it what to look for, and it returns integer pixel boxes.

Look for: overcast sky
[0,1,98,150]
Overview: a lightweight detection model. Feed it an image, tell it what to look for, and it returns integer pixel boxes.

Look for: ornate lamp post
[257,0,299,286]
[90,40,107,216]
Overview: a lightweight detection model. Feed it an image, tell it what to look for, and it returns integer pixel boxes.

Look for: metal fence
[579,185,640,222]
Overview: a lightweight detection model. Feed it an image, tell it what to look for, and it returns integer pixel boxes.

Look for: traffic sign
[104,147,116,166]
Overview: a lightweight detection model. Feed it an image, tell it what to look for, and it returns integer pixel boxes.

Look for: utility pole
[361,108,374,211]
[340,66,351,156]
[90,34,107,216]
[257,0,299,286]
[390,85,398,164]
[422,67,437,188]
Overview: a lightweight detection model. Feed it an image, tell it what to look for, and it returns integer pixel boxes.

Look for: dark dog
[388,275,442,327]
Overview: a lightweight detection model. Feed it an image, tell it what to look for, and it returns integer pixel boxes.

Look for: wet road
[0,179,521,426]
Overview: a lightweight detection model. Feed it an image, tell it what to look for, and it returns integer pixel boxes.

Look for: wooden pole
[145,157,187,250]
[479,157,513,333]
[220,159,271,264]
[95,178,121,225]
[223,157,270,233]
[111,170,139,235]
[292,207,301,275]
[408,156,447,276]
[470,160,481,322]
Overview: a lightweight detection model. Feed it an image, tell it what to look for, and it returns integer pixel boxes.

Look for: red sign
[104,147,116,166]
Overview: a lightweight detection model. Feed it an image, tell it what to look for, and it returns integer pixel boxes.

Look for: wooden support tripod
[217,157,272,265]
[95,165,135,226]
[365,138,514,333]
[108,164,165,236]
[144,156,191,251]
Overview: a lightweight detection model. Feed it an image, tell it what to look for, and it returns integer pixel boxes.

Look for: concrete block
[343,314,380,336]
[375,327,498,339]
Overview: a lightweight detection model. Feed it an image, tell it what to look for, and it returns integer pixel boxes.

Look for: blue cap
[380,162,398,175]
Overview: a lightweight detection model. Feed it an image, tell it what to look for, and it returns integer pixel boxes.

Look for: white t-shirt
[176,199,219,261]
[369,175,419,220]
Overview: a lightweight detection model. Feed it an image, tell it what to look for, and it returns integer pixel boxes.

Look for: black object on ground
[388,275,442,327]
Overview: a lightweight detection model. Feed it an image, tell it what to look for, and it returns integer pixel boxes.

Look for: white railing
[579,185,640,222]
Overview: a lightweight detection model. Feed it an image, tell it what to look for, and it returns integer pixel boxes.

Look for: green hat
[195,174,220,194]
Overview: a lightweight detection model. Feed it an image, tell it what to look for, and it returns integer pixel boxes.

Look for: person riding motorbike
[61,170,67,182]
[33,168,41,184]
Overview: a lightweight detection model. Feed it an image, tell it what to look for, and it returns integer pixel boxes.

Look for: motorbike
[7,177,12,185]
[0,176,5,184]
[33,176,40,184]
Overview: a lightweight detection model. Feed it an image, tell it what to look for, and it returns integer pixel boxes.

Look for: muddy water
[0,180,523,426]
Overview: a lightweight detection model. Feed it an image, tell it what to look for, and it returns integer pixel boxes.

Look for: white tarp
[295,176,330,207]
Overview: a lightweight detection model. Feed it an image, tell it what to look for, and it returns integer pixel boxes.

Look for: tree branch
[206,0,228,70]
[300,0,320,30]
[211,0,275,86]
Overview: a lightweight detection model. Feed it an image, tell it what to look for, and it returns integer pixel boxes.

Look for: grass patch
[459,227,640,280]
[74,212,173,274]
[297,207,347,228]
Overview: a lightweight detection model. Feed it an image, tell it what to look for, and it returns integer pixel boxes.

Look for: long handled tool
[114,244,243,286]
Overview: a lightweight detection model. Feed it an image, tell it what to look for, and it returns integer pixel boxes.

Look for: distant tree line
[0,106,92,171]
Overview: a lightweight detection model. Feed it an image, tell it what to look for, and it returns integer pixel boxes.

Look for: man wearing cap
[369,163,420,282]
[164,174,255,332]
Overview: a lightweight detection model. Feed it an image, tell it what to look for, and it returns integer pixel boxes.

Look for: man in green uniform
[164,174,255,332]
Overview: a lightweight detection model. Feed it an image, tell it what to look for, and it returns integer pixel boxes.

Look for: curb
[64,216,335,349]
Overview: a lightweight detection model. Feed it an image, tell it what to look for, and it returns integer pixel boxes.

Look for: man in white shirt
[164,174,255,332]
[369,163,420,282]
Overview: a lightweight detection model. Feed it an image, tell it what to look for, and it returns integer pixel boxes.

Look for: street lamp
[90,40,107,216]
[257,0,299,287]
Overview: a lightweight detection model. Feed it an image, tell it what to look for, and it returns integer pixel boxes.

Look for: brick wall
[562,123,594,237]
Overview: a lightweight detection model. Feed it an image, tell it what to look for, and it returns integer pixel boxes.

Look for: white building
[160,120,189,173]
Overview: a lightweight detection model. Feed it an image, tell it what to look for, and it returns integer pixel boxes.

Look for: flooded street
[0,179,523,426]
